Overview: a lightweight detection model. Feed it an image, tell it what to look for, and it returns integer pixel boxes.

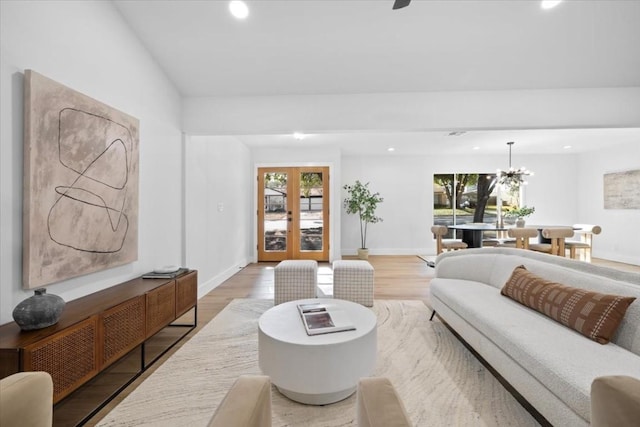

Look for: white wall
[0,1,183,324]
[340,148,640,265]
[185,136,251,296]
[341,155,433,254]
[341,152,581,256]
[577,141,640,265]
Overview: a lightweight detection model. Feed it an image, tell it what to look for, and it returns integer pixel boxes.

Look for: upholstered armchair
[0,371,53,427]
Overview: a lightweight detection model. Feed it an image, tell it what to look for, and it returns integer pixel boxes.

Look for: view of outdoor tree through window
[433,173,520,238]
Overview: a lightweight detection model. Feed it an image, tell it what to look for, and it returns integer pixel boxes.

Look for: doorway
[257,167,330,261]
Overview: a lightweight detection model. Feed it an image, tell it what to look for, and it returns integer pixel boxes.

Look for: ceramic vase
[357,248,369,260]
[516,217,526,228]
[12,288,65,331]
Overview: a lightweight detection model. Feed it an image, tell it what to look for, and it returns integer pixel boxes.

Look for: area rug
[97,299,536,426]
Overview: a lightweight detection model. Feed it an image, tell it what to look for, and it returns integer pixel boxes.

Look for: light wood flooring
[84,255,638,426]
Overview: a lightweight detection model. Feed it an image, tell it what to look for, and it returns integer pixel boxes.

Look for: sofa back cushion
[501,265,636,344]
[435,249,640,356]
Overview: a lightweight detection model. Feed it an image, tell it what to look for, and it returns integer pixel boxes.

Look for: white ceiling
[113,0,640,154]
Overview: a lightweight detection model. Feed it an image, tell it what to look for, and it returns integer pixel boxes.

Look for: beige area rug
[97,299,537,427]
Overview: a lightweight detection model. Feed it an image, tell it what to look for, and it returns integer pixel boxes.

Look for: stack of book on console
[142,266,189,279]
[298,303,356,336]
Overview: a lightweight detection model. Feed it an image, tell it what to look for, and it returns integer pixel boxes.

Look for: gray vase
[13,288,65,331]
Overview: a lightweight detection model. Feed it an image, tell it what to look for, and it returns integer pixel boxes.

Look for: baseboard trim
[197,259,248,298]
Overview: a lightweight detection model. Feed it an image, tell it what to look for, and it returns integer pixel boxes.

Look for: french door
[257,167,329,261]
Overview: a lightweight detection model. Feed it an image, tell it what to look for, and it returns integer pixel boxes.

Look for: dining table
[447,223,577,248]
[447,223,510,248]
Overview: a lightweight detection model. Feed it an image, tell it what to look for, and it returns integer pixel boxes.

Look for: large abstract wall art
[23,70,139,289]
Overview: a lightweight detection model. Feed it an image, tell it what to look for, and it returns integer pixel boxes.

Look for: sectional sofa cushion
[431,278,640,421]
[501,265,636,344]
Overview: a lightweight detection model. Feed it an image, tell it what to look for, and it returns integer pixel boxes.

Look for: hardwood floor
[84,255,638,426]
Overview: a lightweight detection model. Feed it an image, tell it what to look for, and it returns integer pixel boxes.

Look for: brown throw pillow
[501,265,636,344]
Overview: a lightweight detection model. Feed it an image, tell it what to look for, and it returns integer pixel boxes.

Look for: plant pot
[357,248,369,260]
[516,217,526,228]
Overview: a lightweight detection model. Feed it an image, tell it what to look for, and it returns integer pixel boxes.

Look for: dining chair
[529,227,574,256]
[565,224,601,262]
[502,227,538,249]
[431,225,468,255]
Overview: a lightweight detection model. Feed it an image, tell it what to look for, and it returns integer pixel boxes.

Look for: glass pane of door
[299,171,324,252]
[263,171,288,254]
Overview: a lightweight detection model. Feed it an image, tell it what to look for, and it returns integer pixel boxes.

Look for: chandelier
[497,141,533,188]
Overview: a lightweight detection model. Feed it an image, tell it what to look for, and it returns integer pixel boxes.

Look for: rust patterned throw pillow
[501,265,636,344]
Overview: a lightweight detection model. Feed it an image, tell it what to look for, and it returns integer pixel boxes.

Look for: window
[433,173,518,238]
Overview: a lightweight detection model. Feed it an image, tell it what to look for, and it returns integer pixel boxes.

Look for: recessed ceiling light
[541,0,562,10]
[229,1,249,19]
[293,132,306,140]
[473,146,480,150]
[563,145,572,149]
[387,147,395,152]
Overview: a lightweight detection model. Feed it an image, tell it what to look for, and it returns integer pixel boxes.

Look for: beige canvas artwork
[603,169,640,210]
[23,70,139,289]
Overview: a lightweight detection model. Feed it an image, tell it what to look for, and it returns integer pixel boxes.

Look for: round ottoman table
[258,298,377,405]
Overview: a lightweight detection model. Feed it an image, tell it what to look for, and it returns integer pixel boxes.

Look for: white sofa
[429,248,640,427]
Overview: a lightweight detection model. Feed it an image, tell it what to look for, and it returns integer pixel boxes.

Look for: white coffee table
[258,298,377,405]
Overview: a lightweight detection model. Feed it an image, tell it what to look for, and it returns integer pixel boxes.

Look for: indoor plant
[343,181,383,259]
[504,205,535,227]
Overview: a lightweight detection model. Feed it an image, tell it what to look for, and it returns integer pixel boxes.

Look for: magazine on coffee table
[297,303,356,336]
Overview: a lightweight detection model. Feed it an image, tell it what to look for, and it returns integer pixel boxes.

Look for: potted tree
[504,205,535,228]
[343,181,384,259]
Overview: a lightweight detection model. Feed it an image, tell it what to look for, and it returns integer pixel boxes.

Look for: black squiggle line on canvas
[47,108,132,253]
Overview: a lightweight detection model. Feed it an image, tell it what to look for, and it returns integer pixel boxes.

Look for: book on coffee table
[297,303,356,336]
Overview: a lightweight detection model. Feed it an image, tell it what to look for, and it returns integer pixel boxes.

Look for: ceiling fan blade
[392,0,411,10]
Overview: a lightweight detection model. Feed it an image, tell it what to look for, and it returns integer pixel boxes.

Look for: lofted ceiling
[113,0,640,155]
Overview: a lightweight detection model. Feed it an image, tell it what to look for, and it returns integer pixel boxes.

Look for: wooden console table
[0,270,198,426]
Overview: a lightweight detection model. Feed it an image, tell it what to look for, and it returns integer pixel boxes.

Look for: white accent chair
[357,377,412,427]
[207,375,272,427]
[0,372,53,427]
[591,375,640,427]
